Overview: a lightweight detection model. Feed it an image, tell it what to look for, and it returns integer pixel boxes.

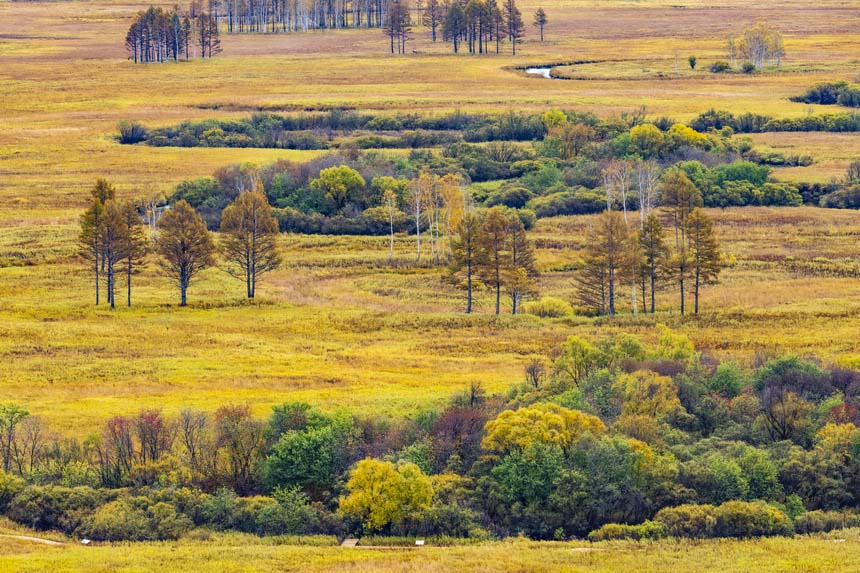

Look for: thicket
[4,334,860,542]
[791,82,860,108]
[691,109,860,134]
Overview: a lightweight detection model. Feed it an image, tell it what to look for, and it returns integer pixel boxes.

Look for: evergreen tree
[502,0,524,55]
[533,7,546,41]
[478,206,511,315]
[575,210,630,316]
[660,170,702,315]
[639,213,669,313]
[219,189,282,299]
[506,212,537,314]
[119,201,149,307]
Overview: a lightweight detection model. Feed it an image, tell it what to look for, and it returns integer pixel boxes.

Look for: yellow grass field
[0,523,859,573]
[2,0,860,433]
[0,519,860,573]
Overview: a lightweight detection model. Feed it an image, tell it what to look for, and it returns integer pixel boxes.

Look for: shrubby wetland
[3,0,860,570]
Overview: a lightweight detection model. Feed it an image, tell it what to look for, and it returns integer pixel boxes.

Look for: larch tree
[385,0,411,54]
[684,208,722,314]
[448,211,483,314]
[660,170,703,315]
[576,210,630,316]
[80,200,106,305]
[505,212,537,314]
[423,0,442,41]
[100,200,126,310]
[156,200,216,307]
[443,1,467,53]
[478,206,511,315]
[119,201,149,307]
[639,213,669,314]
[533,7,546,41]
[219,189,282,299]
[573,254,608,315]
[502,0,524,55]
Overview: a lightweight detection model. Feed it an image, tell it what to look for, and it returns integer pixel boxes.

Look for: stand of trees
[162,0,532,56]
[448,206,537,314]
[727,22,784,70]
[79,180,148,309]
[533,7,546,42]
[574,168,723,316]
[126,5,221,63]
[79,182,280,307]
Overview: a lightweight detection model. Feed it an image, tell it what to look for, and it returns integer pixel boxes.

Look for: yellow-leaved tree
[481,403,605,453]
[338,459,433,532]
[612,369,684,420]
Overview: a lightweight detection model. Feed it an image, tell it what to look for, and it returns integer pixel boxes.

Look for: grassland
[2,0,860,433]
[4,0,860,568]
[1,523,859,572]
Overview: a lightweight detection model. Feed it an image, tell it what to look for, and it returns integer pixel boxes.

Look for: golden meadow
[3,0,860,568]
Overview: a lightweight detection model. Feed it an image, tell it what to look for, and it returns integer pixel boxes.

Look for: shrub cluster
[790,82,860,108]
[691,109,860,134]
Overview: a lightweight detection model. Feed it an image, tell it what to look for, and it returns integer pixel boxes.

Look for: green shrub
[794,510,860,534]
[0,471,24,512]
[713,500,793,538]
[710,61,731,73]
[820,185,860,209]
[7,485,106,533]
[117,120,148,144]
[587,520,666,541]
[78,499,193,541]
[522,297,573,318]
[654,504,717,538]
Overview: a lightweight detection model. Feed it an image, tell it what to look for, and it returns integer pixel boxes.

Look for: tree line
[3,333,860,541]
[169,0,546,56]
[126,5,221,63]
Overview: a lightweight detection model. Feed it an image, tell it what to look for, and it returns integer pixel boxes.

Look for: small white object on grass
[81,539,91,545]
[415,540,425,546]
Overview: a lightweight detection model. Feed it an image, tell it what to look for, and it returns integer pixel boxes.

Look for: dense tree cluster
[572,167,723,316]
[5,333,860,541]
[447,206,537,314]
[159,0,534,55]
[691,108,860,134]
[126,5,221,63]
[144,106,819,245]
[79,180,148,309]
